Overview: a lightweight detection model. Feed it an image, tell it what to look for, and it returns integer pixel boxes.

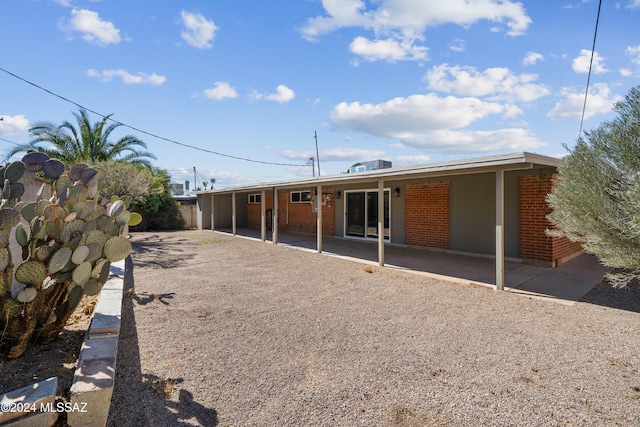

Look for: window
[290,191,311,203]
[248,193,261,204]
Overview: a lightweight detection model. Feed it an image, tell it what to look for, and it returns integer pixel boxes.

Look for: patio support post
[261,189,266,242]
[272,187,279,244]
[317,184,323,253]
[231,192,237,236]
[211,193,216,231]
[378,179,385,266]
[495,168,505,290]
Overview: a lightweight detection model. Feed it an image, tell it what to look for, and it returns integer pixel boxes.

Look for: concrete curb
[0,260,127,427]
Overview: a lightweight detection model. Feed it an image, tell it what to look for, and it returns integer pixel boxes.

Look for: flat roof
[195,151,562,195]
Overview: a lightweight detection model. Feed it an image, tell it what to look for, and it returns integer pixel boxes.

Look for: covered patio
[214,228,609,306]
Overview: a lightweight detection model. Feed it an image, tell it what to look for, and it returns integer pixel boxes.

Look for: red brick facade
[519,174,582,265]
[405,181,450,249]
[247,190,335,235]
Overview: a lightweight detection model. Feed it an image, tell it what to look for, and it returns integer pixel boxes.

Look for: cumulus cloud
[572,49,609,74]
[547,83,622,120]
[86,69,167,85]
[626,0,640,9]
[349,35,428,62]
[281,147,386,162]
[252,85,296,103]
[299,0,530,63]
[448,38,465,52]
[301,0,531,40]
[523,51,543,66]
[200,82,238,100]
[60,8,121,46]
[424,64,549,103]
[627,45,640,65]
[328,93,546,153]
[0,115,29,136]
[180,10,218,49]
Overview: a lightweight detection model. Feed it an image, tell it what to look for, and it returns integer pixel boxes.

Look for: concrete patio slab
[215,228,610,305]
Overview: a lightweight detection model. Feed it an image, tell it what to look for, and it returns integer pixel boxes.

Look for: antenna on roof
[314,130,321,177]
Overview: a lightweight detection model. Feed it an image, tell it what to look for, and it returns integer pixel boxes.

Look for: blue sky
[1,0,640,189]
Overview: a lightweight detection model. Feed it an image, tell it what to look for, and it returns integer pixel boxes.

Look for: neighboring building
[350,160,392,174]
[194,152,583,289]
[171,181,197,228]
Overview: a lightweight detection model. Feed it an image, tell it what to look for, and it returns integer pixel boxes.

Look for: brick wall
[519,174,582,265]
[405,181,450,249]
[247,190,335,235]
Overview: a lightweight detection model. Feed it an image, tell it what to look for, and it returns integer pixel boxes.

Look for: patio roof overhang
[193,152,562,195]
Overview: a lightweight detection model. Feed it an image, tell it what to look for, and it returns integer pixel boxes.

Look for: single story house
[194,152,582,290]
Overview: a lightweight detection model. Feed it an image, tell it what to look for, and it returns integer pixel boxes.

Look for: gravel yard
[108,230,640,427]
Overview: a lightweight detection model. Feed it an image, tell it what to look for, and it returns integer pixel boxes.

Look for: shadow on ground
[129,232,200,270]
[580,279,640,313]
[107,256,218,426]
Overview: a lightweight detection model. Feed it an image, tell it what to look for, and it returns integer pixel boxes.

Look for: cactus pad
[15,223,29,247]
[15,260,47,285]
[22,152,49,172]
[104,236,131,262]
[67,285,83,311]
[16,287,37,303]
[71,245,90,264]
[109,200,125,217]
[1,208,22,229]
[86,242,103,262]
[10,183,25,199]
[21,202,37,222]
[82,278,102,296]
[43,159,65,180]
[4,161,26,183]
[128,212,143,227]
[72,261,92,286]
[49,247,72,274]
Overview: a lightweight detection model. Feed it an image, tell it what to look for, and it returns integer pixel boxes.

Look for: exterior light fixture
[393,187,401,198]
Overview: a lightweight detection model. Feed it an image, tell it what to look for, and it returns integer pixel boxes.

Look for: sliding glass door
[345,190,390,240]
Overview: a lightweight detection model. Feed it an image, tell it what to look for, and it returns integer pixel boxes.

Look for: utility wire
[0,66,307,167]
[578,0,603,139]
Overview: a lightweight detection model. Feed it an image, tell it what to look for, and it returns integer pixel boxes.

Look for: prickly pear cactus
[0,153,141,359]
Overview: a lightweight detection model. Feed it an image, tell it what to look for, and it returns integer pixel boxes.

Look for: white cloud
[253,85,296,103]
[86,69,166,85]
[300,0,530,63]
[448,38,465,52]
[331,94,505,134]
[626,45,640,65]
[180,11,218,49]
[349,35,428,62]
[424,64,550,103]
[328,93,546,153]
[523,51,543,66]
[282,147,386,162]
[0,115,29,136]
[620,68,633,77]
[626,0,640,9]
[572,49,608,74]
[300,0,532,42]
[60,8,121,46]
[547,83,622,119]
[201,82,238,100]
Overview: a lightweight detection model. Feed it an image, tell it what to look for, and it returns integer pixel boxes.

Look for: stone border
[0,260,127,427]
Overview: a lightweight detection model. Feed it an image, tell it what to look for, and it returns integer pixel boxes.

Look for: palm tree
[8,108,156,167]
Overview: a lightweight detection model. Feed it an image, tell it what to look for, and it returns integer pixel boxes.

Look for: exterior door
[345,190,390,240]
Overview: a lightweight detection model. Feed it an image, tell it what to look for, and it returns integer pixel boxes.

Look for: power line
[578,0,603,139]
[0,66,307,168]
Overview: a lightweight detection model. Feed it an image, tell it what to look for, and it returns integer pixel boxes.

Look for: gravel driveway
[108,230,640,427]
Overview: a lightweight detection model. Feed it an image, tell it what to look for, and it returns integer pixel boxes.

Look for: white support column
[231,192,237,236]
[317,184,323,253]
[261,189,266,242]
[211,194,216,231]
[272,187,279,244]
[378,179,385,266]
[495,168,505,291]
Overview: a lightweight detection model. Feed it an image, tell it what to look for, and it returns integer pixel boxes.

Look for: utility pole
[314,131,321,177]
[308,157,315,177]
[193,167,197,190]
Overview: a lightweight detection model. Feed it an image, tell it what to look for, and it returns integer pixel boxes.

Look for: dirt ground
[109,230,640,427]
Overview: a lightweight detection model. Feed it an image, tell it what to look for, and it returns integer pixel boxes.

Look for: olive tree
[547,85,640,287]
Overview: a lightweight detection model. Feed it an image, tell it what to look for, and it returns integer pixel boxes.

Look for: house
[194,152,582,290]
